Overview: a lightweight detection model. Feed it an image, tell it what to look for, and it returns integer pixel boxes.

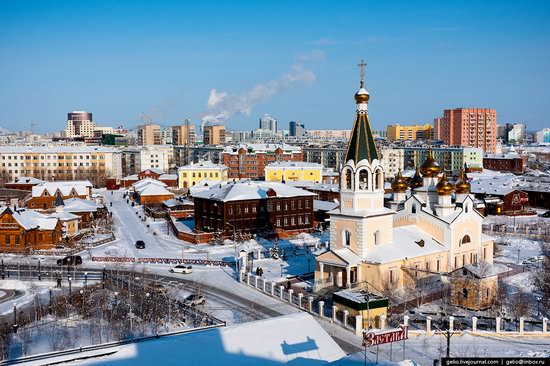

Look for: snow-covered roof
[313,200,339,212]
[178,161,228,170]
[363,225,447,264]
[133,178,167,190]
[138,184,174,197]
[63,198,101,213]
[162,198,193,207]
[2,208,61,231]
[265,161,323,169]
[141,167,164,175]
[283,180,316,188]
[308,183,339,192]
[332,247,363,266]
[48,211,80,221]
[8,177,45,185]
[121,174,139,181]
[192,181,316,202]
[50,313,346,366]
[159,174,178,180]
[469,174,518,196]
[452,262,507,278]
[31,181,92,198]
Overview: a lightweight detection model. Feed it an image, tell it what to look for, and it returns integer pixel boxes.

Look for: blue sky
[1,0,549,133]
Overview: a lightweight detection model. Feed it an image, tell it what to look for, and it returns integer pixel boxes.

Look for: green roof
[344,112,379,163]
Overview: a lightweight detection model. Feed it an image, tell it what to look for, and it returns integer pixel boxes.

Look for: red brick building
[483,151,527,173]
[192,181,315,237]
[221,144,303,180]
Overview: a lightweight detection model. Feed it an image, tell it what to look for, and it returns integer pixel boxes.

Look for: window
[486,288,490,299]
[284,217,288,226]
[462,289,469,299]
[454,256,458,268]
[291,217,295,225]
[389,270,395,284]
[228,206,233,215]
[460,235,471,246]
[276,218,281,227]
[244,206,249,214]
[252,205,257,213]
[304,215,310,224]
[483,247,487,260]
[358,169,368,190]
[412,204,417,214]
[374,230,380,245]
[436,259,440,272]
[343,230,351,246]
[344,169,352,190]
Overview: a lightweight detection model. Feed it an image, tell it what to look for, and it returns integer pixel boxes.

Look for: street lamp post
[84,272,88,288]
[68,276,72,303]
[364,291,371,330]
[80,290,84,348]
[537,296,542,317]
[49,287,53,315]
[38,258,41,281]
[1,258,4,279]
[102,265,106,289]
[13,304,18,334]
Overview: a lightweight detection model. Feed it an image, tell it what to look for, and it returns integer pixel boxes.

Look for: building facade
[177,161,229,188]
[203,125,226,145]
[259,114,277,134]
[289,121,306,137]
[386,124,432,141]
[483,147,528,173]
[0,145,121,186]
[437,108,497,153]
[137,124,161,146]
[64,111,96,138]
[172,124,196,145]
[535,128,550,143]
[221,144,303,180]
[192,181,315,237]
[120,145,173,177]
[265,162,323,183]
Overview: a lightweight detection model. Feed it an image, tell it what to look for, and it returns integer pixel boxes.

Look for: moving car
[135,240,146,249]
[184,294,205,306]
[56,255,83,266]
[169,265,193,274]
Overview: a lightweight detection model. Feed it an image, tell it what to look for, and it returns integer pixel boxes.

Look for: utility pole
[185,118,191,166]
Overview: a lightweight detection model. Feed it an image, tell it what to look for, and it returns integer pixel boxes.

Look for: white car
[169,265,193,274]
[184,294,205,306]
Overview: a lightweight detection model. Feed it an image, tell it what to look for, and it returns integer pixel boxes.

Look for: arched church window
[375,169,382,190]
[343,230,351,246]
[344,169,352,190]
[412,204,417,214]
[374,230,381,245]
[460,235,471,246]
[465,204,469,213]
[358,169,368,190]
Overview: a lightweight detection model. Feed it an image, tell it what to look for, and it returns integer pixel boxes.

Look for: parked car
[57,255,82,266]
[145,282,166,294]
[169,265,193,274]
[184,294,205,306]
[539,210,550,218]
[135,240,146,249]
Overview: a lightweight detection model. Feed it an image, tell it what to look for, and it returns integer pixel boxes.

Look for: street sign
[362,325,408,347]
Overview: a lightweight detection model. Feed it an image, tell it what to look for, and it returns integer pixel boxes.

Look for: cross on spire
[358,59,366,86]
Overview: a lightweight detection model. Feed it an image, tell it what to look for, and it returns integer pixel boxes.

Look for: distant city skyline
[1,0,549,133]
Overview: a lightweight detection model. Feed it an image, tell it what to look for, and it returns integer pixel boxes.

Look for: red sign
[362,326,408,347]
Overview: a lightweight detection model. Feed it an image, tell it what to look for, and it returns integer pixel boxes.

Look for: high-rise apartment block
[259,114,277,134]
[172,124,196,145]
[203,125,226,145]
[289,121,306,137]
[137,124,161,145]
[65,111,96,138]
[437,108,497,153]
[387,124,433,141]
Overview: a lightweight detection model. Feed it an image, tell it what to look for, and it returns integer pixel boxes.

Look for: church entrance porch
[314,248,363,292]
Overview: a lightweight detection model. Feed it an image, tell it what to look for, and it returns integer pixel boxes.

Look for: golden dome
[436,171,454,195]
[454,168,471,194]
[354,87,370,103]
[419,150,440,178]
[391,169,408,193]
[409,167,423,189]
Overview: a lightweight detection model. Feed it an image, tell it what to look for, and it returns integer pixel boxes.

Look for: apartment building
[120,145,174,176]
[386,124,433,141]
[403,146,483,175]
[172,124,196,145]
[0,145,122,186]
[437,108,497,153]
[203,125,226,145]
[221,143,303,180]
[137,124,161,145]
[64,111,96,138]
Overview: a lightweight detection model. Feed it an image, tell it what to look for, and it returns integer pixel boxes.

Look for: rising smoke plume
[201,50,324,125]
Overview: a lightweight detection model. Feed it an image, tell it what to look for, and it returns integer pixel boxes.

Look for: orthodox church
[314,64,494,293]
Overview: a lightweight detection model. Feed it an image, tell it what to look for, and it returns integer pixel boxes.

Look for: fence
[482,223,548,239]
[91,256,230,267]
